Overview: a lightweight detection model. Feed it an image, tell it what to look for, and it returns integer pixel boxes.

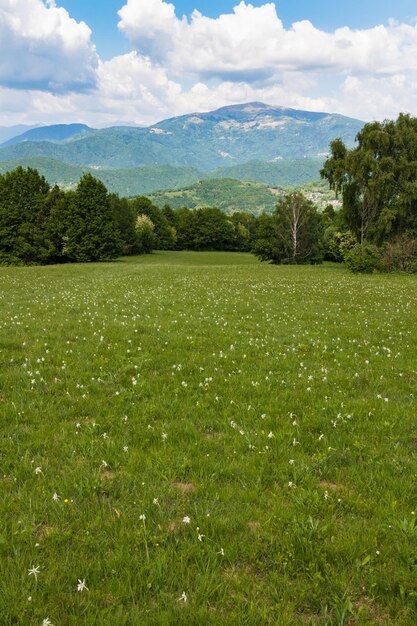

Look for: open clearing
[0,252,416,625]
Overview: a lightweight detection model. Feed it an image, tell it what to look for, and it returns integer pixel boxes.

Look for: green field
[1,252,416,625]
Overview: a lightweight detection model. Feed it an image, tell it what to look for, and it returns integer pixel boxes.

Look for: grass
[0,251,416,625]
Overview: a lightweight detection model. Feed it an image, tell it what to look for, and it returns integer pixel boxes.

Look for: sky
[1,0,417,127]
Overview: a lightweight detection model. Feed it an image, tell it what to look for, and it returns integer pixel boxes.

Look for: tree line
[0,166,326,265]
[0,168,259,264]
[1,112,417,272]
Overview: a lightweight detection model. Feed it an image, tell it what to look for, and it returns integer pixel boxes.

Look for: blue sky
[1,0,417,126]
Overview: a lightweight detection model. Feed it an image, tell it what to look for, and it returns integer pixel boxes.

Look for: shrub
[344,243,380,273]
[379,236,417,273]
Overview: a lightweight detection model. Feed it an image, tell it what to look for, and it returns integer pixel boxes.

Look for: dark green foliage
[130,196,175,250]
[344,243,380,273]
[172,206,251,251]
[175,207,197,250]
[42,184,72,263]
[193,207,235,250]
[65,174,122,262]
[321,114,417,245]
[229,212,257,251]
[253,193,324,265]
[109,194,137,255]
[0,167,52,264]
[379,236,417,273]
[251,214,276,262]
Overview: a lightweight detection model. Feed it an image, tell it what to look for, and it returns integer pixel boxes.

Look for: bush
[379,236,417,273]
[344,243,380,273]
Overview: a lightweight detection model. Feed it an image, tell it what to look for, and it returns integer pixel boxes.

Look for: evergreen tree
[109,194,138,255]
[66,174,122,262]
[176,208,197,249]
[0,167,51,264]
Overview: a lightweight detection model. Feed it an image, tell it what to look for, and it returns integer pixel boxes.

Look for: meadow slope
[0,252,416,625]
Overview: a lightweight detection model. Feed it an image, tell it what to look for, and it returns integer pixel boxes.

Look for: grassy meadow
[0,251,416,625]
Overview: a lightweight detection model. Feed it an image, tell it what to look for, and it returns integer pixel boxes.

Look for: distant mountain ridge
[1,124,94,147]
[0,124,40,145]
[0,157,324,197]
[0,102,363,171]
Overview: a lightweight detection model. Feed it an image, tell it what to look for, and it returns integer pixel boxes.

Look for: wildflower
[161,432,168,440]
[52,492,60,502]
[182,516,191,524]
[41,619,52,626]
[198,533,205,542]
[153,498,159,505]
[139,514,146,521]
[77,579,88,592]
[218,547,225,556]
[28,565,40,580]
[178,591,188,603]
[123,446,129,453]
[35,467,42,475]
[268,432,274,439]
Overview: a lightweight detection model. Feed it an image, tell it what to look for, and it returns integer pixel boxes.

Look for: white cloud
[0,0,99,91]
[117,0,417,80]
[1,0,417,127]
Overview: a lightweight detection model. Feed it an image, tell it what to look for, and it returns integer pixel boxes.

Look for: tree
[130,196,175,249]
[135,214,156,254]
[176,208,197,249]
[253,193,323,264]
[193,207,235,250]
[109,194,137,255]
[65,174,122,262]
[321,114,417,245]
[0,167,52,264]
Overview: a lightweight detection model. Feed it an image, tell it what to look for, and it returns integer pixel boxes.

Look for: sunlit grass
[0,252,416,625]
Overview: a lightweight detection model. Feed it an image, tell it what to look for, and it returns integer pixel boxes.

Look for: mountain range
[0,102,363,201]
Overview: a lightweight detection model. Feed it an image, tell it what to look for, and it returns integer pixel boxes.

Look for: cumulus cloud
[0,0,99,91]
[117,0,417,80]
[1,0,417,126]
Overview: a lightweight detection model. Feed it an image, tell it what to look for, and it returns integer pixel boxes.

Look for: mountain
[148,178,284,215]
[209,159,323,187]
[0,158,202,195]
[0,124,40,145]
[0,156,325,195]
[0,157,337,214]
[0,102,363,170]
[149,177,339,216]
[1,123,94,147]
